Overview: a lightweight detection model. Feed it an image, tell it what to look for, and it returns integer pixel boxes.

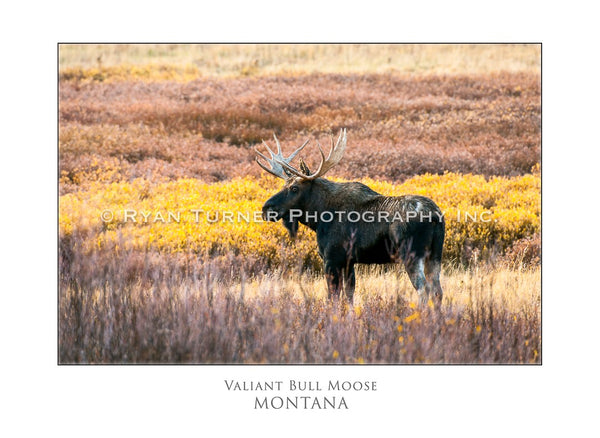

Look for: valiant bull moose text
[256,129,445,304]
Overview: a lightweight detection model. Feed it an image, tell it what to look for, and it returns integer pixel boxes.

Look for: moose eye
[291,186,299,193]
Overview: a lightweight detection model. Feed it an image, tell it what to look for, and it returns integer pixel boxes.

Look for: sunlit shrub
[59,64,202,83]
[59,173,540,267]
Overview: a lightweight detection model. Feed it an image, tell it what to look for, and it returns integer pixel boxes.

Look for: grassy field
[59,44,541,78]
[58,44,541,364]
[59,248,540,363]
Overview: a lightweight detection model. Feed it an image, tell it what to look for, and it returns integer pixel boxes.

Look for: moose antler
[276,129,347,180]
[255,134,309,180]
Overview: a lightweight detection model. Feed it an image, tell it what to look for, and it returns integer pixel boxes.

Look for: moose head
[256,129,347,238]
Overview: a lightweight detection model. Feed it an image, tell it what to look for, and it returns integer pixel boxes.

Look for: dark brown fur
[262,177,445,304]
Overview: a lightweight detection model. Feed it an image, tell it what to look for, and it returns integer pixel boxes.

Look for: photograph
[58,43,541,364]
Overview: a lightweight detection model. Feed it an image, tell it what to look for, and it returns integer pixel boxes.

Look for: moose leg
[343,263,356,304]
[405,257,427,305]
[425,257,443,305]
[324,261,342,300]
[424,221,444,307]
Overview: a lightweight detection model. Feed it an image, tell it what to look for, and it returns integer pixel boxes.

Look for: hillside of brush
[60,72,540,193]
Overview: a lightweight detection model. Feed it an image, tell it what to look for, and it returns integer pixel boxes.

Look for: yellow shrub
[59,173,540,267]
[59,64,202,83]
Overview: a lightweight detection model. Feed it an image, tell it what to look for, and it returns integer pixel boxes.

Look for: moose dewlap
[256,129,445,305]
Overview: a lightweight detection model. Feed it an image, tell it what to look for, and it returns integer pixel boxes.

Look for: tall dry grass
[59,242,540,364]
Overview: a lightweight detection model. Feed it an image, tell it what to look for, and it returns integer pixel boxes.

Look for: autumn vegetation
[58,44,541,364]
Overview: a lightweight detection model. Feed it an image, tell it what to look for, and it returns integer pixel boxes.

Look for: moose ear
[282,216,299,239]
[299,158,311,176]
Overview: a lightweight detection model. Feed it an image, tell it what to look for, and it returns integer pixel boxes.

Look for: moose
[255,129,445,305]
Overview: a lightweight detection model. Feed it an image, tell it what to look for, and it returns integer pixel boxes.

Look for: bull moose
[255,129,445,305]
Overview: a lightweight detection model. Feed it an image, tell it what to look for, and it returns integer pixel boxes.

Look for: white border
[4,1,600,436]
